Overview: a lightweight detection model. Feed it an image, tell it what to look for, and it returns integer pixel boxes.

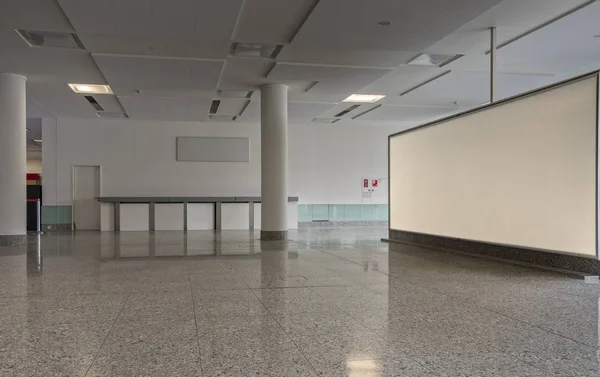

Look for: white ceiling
[0,0,597,127]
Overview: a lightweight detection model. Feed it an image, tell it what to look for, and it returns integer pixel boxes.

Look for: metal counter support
[36,199,41,233]
[149,202,155,231]
[215,202,222,231]
[183,202,188,231]
[99,197,298,232]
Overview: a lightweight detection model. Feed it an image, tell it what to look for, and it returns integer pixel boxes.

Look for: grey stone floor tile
[201,348,318,377]
[0,322,110,377]
[4,228,600,376]
[407,339,551,377]
[192,288,259,302]
[195,314,284,338]
[310,357,440,377]
[273,312,369,337]
[194,299,270,318]
[86,316,201,377]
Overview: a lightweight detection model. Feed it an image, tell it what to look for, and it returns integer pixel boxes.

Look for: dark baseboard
[388,229,600,275]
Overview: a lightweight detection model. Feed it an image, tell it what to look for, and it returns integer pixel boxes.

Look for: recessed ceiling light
[407,53,463,68]
[343,94,386,103]
[68,84,113,95]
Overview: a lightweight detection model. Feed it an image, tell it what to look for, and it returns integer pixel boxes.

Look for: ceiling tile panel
[27,83,100,118]
[239,101,333,121]
[427,0,589,54]
[357,104,457,122]
[218,57,274,91]
[215,98,249,116]
[233,0,317,44]
[119,96,212,121]
[59,0,243,57]
[277,47,415,68]
[78,35,227,59]
[388,71,557,107]
[93,55,224,95]
[291,0,503,51]
[267,63,392,94]
[0,0,73,32]
[0,31,105,84]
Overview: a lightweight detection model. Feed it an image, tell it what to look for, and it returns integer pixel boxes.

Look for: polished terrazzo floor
[1,227,599,376]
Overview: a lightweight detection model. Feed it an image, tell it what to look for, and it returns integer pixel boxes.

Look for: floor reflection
[1,227,599,376]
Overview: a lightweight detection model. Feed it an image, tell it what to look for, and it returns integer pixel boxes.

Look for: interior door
[73,166,100,230]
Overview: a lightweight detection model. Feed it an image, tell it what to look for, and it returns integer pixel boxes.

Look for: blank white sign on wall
[176,137,250,162]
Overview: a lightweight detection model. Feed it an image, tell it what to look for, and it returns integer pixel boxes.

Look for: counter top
[97,196,299,203]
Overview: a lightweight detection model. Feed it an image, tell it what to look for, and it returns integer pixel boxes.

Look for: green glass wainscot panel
[41,205,72,225]
[343,205,362,221]
[298,205,313,222]
[298,204,389,222]
[312,205,329,221]
[328,205,346,221]
[376,204,389,221]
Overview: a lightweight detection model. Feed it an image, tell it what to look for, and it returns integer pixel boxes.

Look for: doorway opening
[72,165,101,231]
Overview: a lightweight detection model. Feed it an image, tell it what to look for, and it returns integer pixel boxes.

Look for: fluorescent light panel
[343,94,386,103]
[33,139,42,143]
[68,84,113,95]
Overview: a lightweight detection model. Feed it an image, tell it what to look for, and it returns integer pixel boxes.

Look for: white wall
[42,118,398,206]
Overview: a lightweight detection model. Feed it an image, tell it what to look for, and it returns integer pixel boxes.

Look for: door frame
[71,164,102,231]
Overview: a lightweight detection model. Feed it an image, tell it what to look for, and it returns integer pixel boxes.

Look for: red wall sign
[363,179,369,188]
[372,179,379,188]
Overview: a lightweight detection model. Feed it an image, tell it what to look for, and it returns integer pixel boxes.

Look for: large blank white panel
[253,202,298,229]
[120,204,149,231]
[177,137,250,162]
[390,75,598,256]
[155,203,184,230]
[100,203,114,231]
[187,203,214,230]
[222,203,250,230]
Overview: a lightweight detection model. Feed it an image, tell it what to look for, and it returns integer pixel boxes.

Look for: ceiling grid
[0,0,594,125]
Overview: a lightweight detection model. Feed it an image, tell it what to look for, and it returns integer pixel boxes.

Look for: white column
[260,84,288,240]
[0,73,27,246]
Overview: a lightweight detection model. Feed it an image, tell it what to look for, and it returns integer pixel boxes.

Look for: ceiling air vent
[96,112,129,119]
[84,96,104,112]
[16,29,84,50]
[231,42,283,59]
[406,53,462,68]
[209,100,221,114]
[208,114,237,122]
[334,105,361,118]
[312,118,340,124]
